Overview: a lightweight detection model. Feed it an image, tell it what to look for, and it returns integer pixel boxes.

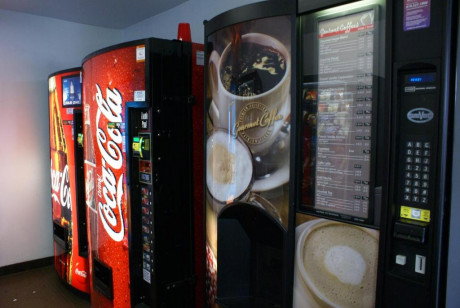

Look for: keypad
[404,141,430,204]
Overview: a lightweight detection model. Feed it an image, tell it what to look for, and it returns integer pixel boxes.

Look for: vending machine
[204,2,296,307]
[82,38,204,308]
[48,68,89,293]
[295,0,459,307]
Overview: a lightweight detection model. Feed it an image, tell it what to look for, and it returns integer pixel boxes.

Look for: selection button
[396,255,407,266]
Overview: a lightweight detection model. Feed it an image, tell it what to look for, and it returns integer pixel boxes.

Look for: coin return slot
[52,221,69,251]
[393,220,427,243]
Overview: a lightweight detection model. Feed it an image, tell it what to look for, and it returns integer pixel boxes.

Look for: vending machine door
[49,68,89,294]
[204,2,296,307]
[83,38,196,308]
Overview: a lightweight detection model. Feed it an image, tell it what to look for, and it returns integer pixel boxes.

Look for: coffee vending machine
[49,68,90,294]
[295,0,459,307]
[82,38,203,308]
[204,2,296,307]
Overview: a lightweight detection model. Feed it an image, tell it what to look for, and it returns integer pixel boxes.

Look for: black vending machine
[295,0,459,307]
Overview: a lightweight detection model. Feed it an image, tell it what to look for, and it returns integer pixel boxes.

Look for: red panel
[83,44,146,308]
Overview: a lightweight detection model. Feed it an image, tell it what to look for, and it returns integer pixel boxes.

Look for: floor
[0,265,90,308]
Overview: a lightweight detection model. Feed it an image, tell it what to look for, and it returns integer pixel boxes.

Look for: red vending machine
[82,38,204,308]
[49,68,90,293]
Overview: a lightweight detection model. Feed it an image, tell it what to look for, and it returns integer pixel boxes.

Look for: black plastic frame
[73,109,88,258]
[296,2,384,228]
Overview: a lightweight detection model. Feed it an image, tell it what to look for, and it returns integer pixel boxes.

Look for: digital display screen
[406,73,435,84]
[139,172,151,184]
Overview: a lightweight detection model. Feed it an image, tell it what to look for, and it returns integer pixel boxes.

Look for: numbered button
[406,165,413,171]
[412,188,420,195]
[413,173,421,180]
[405,179,412,186]
[422,173,429,181]
[404,187,411,194]
[421,189,428,196]
[405,172,412,179]
[421,181,429,188]
[413,165,421,172]
[413,180,421,187]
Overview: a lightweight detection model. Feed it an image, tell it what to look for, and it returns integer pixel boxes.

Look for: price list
[315,9,375,219]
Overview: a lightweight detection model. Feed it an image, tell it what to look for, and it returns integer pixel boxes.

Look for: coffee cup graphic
[206,129,254,207]
[208,33,291,156]
[294,219,379,308]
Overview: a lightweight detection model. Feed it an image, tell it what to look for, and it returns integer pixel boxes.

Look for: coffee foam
[206,130,253,203]
[303,223,378,308]
[324,245,366,285]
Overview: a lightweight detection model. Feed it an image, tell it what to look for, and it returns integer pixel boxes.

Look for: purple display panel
[404,0,431,31]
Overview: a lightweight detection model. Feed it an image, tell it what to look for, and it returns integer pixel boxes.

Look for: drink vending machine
[204,2,296,307]
[48,68,89,293]
[82,38,204,308]
[295,0,459,307]
[205,0,459,307]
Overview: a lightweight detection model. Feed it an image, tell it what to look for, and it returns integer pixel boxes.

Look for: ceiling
[0,0,188,29]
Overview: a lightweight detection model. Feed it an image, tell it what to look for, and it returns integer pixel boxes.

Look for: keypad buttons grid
[404,141,430,204]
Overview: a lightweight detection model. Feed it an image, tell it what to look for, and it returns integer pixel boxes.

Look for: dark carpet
[0,265,90,308]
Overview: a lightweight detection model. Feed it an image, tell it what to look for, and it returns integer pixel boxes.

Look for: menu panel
[314,9,375,219]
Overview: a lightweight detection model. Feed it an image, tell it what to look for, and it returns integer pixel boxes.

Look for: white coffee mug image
[293,219,379,308]
[208,33,291,155]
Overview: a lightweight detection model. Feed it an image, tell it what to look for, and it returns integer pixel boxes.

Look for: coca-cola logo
[50,160,71,210]
[75,268,88,279]
[95,84,125,242]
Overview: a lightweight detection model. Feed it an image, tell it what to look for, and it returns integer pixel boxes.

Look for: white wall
[0,9,122,268]
[0,0,265,268]
[122,0,266,43]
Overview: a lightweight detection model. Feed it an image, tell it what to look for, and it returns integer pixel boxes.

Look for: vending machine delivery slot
[53,221,69,250]
[93,258,114,300]
[217,203,285,308]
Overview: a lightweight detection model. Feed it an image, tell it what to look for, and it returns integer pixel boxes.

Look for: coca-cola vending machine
[48,68,89,293]
[82,38,204,308]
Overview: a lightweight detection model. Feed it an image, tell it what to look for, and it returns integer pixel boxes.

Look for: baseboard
[0,256,54,276]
